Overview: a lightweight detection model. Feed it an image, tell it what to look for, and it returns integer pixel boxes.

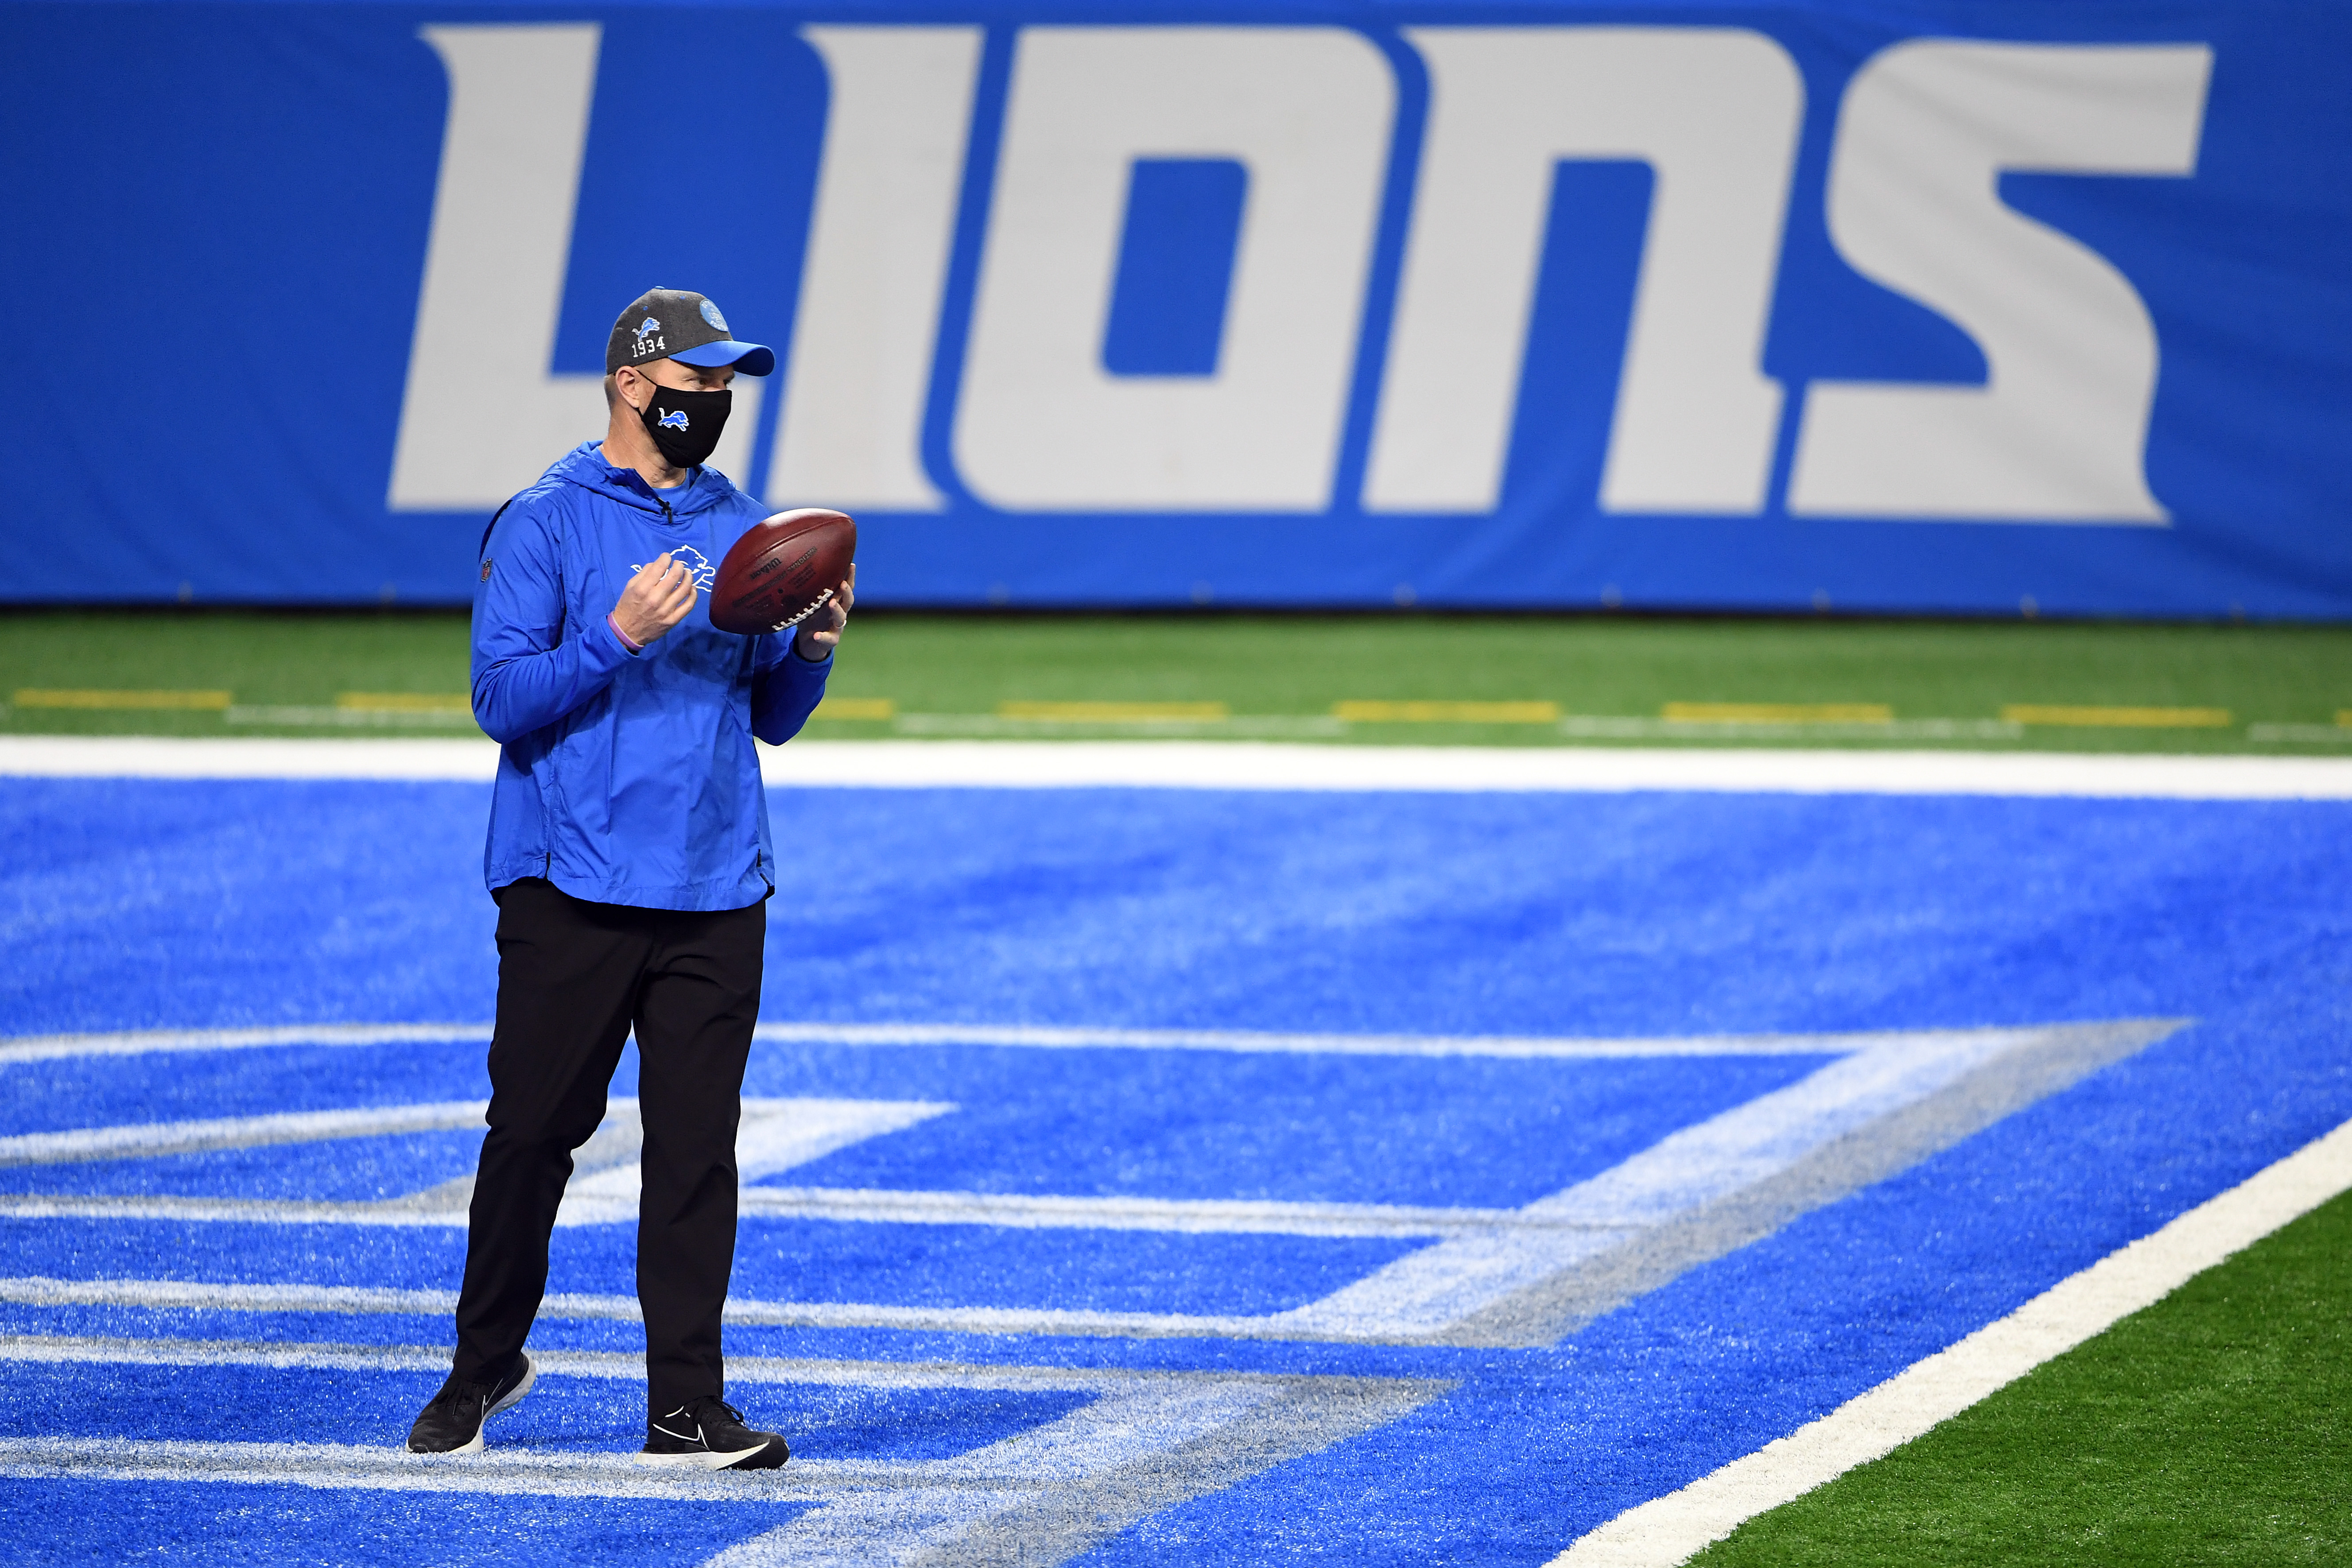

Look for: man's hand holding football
[794,563,855,661]
[613,552,699,646]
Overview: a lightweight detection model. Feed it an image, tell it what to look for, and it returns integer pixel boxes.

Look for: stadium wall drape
[4,0,2348,616]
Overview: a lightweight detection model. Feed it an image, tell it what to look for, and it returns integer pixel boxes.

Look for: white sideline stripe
[1547,1114,2352,1568]
[6,736,2352,799]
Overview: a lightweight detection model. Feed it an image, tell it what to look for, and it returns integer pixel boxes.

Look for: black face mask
[638,384,731,468]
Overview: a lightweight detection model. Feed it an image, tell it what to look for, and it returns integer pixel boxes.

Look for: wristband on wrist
[608,613,644,653]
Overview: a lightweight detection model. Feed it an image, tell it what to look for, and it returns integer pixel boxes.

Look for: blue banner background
[3,1,2347,616]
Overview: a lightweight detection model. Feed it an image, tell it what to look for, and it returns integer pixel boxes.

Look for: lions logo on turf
[656,407,691,432]
[633,544,714,590]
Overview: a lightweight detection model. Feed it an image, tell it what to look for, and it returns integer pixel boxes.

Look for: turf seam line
[8,737,2352,797]
[1545,1112,2352,1568]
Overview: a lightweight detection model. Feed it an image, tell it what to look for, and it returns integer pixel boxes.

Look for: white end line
[7,737,2352,800]
[1549,1114,2352,1567]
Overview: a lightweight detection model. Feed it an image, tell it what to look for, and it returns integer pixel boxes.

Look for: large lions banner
[6,1,2349,614]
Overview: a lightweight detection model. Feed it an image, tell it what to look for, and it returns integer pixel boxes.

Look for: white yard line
[0,1333,1449,1568]
[749,1020,1921,1059]
[0,1023,2181,1350]
[0,1023,490,1067]
[0,1019,2038,1066]
[0,1102,485,1167]
[734,1187,1532,1238]
[4,736,2352,798]
[1548,1113,2352,1568]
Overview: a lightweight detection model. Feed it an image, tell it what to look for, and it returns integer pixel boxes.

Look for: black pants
[452,877,765,1414]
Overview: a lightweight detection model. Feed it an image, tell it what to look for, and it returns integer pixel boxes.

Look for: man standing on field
[406,288,851,1468]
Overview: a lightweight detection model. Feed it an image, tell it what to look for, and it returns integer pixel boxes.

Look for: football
[710,508,856,635]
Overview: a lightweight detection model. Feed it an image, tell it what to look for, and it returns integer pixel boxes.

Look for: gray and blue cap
[605,287,775,376]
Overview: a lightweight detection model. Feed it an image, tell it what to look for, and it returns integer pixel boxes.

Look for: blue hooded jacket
[471,441,831,911]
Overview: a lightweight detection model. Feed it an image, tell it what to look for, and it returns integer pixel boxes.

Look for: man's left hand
[794,564,855,661]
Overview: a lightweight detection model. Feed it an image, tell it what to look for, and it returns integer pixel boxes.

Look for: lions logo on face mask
[657,408,690,431]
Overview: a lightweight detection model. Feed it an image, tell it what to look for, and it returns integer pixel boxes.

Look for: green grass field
[2,609,2347,749]
[1695,1187,2351,1566]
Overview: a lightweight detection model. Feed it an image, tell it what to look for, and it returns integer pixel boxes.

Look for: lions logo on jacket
[633,544,714,590]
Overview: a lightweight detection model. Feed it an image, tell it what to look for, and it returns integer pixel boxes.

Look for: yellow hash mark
[997,701,1229,722]
[2336,710,2352,728]
[813,698,897,721]
[1662,702,1892,724]
[1333,700,1561,724]
[2001,704,2232,728]
[338,692,472,712]
[13,688,232,710]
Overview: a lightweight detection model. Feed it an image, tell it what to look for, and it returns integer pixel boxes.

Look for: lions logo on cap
[698,299,728,334]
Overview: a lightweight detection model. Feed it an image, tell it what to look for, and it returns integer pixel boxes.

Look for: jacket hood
[546,441,738,519]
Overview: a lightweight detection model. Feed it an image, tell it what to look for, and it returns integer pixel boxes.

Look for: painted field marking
[0,1021,2186,1346]
[1334,700,1561,722]
[557,1098,955,1222]
[1659,702,1891,724]
[2000,703,2232,728]
[1558,716,2022,742]
[10,736,2352,796]
[810,697,897,721]
[1548,1113,2352,1568]
[11,689,231,710]
[893,713,1346,740]
[224,705,484,729]
[2247,721,2352,745]
[0,1333,1448,1567]
[0,1023,491,1067]
[0,1190,1559,1240]
[336,693,471,712]
[0,1093,951,1215]
[996,700,1230,722]
[0,1101,485,1168]
[0,1019,2079,1067]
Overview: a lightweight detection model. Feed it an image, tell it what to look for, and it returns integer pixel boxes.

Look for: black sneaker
[638,1396,789,1470]
[406,1354,536,1454]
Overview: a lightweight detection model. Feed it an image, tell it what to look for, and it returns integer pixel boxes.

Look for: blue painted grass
[0,1360,1087,1460]
[0,1479,805,1568]
[3,779,2350,1561]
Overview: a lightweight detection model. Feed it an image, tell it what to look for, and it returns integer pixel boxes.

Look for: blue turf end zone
[1,778,2347,1563]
